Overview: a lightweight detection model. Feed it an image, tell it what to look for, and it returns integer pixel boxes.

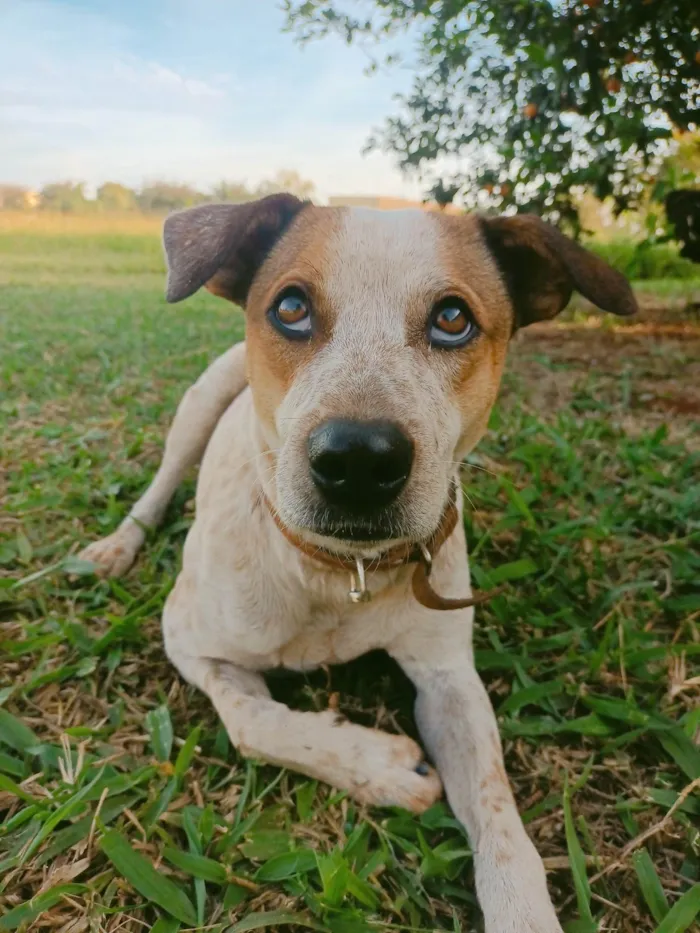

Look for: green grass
[1,221,699,933]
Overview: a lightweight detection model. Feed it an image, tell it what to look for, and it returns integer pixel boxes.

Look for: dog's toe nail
[414,761,430,776]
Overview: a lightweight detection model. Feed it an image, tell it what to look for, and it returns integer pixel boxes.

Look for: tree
[659,130,700,192]
[97,182,138,212]
[210,181,256,203]
[285,1,700,229]
[255,169,316,201]
[137,182,207,213]
[39,182,91,213]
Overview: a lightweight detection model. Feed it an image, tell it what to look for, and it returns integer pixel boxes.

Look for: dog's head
[164,195,636,551]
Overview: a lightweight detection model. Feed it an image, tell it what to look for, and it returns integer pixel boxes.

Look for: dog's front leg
[392,632,563,933]
[168,650,442,813]
[80,342,247,577]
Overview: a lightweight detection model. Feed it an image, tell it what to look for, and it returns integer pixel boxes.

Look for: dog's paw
[78,521,145,578]
[344,729,443,813]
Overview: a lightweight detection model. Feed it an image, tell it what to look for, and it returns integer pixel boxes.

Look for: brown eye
[269,287,312,339]
[429,298,477,348]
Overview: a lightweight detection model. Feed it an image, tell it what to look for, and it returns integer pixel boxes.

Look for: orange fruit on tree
[606,77,622,93]
[523,102,539,118]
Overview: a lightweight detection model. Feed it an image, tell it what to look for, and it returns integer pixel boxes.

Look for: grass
[1,215,699,933]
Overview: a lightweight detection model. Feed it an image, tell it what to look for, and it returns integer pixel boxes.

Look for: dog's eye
[429,298,477,348]
[268,288,312,339]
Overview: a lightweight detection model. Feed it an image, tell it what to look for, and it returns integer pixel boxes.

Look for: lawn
[1,214,699,933]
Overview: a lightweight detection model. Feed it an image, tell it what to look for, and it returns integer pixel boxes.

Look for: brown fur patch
[430,213,514,455]
[244,207,345,434]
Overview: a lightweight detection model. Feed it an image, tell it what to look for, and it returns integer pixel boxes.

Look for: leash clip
[348,557,371,603]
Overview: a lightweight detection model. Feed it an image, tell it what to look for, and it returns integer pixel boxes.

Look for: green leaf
[227,910,324,932]
[62,556,102,576]
[240,830,292,861]
[563,780,594,927]
[36,795,136,867]
[0,772,38,803]
[21,770,108,864]
[0,751,25,778]
[255,848,318,881]
[646,788,700,818]
[162,847,228,884]
[295,780,317,822]
[657,729,700,781]
[0,708,40,754]
[654,884,700,933]
[173,725,200,779]
[0,884,87,930]
[223,883,249,909]
[632,849,669,923]
[16,529,33,562]
[583,696,650,727]
[140,777,177,833]
[345,870,380,909]
[0,687,14,706]
[100,830,197,925]
[145,705,173,762]
[525,43,548,67]
[501,480,536,529]
[317,849,350,908]
[498,681,563,715]
[487,556,538,585]
[150,918,181,933]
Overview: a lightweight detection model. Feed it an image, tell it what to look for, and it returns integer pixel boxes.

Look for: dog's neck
[258,480,501,612]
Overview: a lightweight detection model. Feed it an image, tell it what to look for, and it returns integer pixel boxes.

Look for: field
[1,213,699,933]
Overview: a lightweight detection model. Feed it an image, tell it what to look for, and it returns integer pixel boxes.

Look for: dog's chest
[275,604,353,670]
[233,580,406,672]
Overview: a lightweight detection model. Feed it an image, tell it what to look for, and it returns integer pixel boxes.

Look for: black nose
[308,419,414,512]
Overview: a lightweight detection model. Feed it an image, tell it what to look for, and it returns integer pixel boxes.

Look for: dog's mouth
[305,507,407,548]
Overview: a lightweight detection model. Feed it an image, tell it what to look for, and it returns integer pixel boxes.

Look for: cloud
[113,60,228,102]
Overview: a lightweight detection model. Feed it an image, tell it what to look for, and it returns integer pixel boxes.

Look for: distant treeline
[0,170,316,214]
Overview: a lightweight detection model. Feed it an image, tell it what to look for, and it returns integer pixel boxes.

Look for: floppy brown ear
[163,193,306,304]
[480,214,638,329]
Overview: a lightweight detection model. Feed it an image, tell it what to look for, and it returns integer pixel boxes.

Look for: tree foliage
[97,182,139,212]
[285,0,700,229]
[39,182,90,213]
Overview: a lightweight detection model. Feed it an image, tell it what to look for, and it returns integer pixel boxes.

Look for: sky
[0,0,424,200]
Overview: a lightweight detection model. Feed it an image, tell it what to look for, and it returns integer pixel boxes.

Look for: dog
[79,194,637,933]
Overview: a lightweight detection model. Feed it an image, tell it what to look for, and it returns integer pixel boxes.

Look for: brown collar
[263,484,503,611]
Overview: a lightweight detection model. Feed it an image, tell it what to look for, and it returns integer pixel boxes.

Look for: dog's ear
[480,214,637,329]
[163,193,306,304]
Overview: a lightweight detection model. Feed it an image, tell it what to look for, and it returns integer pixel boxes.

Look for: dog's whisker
[239,447,281,470]
[439,458,499,477]
[463,462,499,477]
[462,490,478,512]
